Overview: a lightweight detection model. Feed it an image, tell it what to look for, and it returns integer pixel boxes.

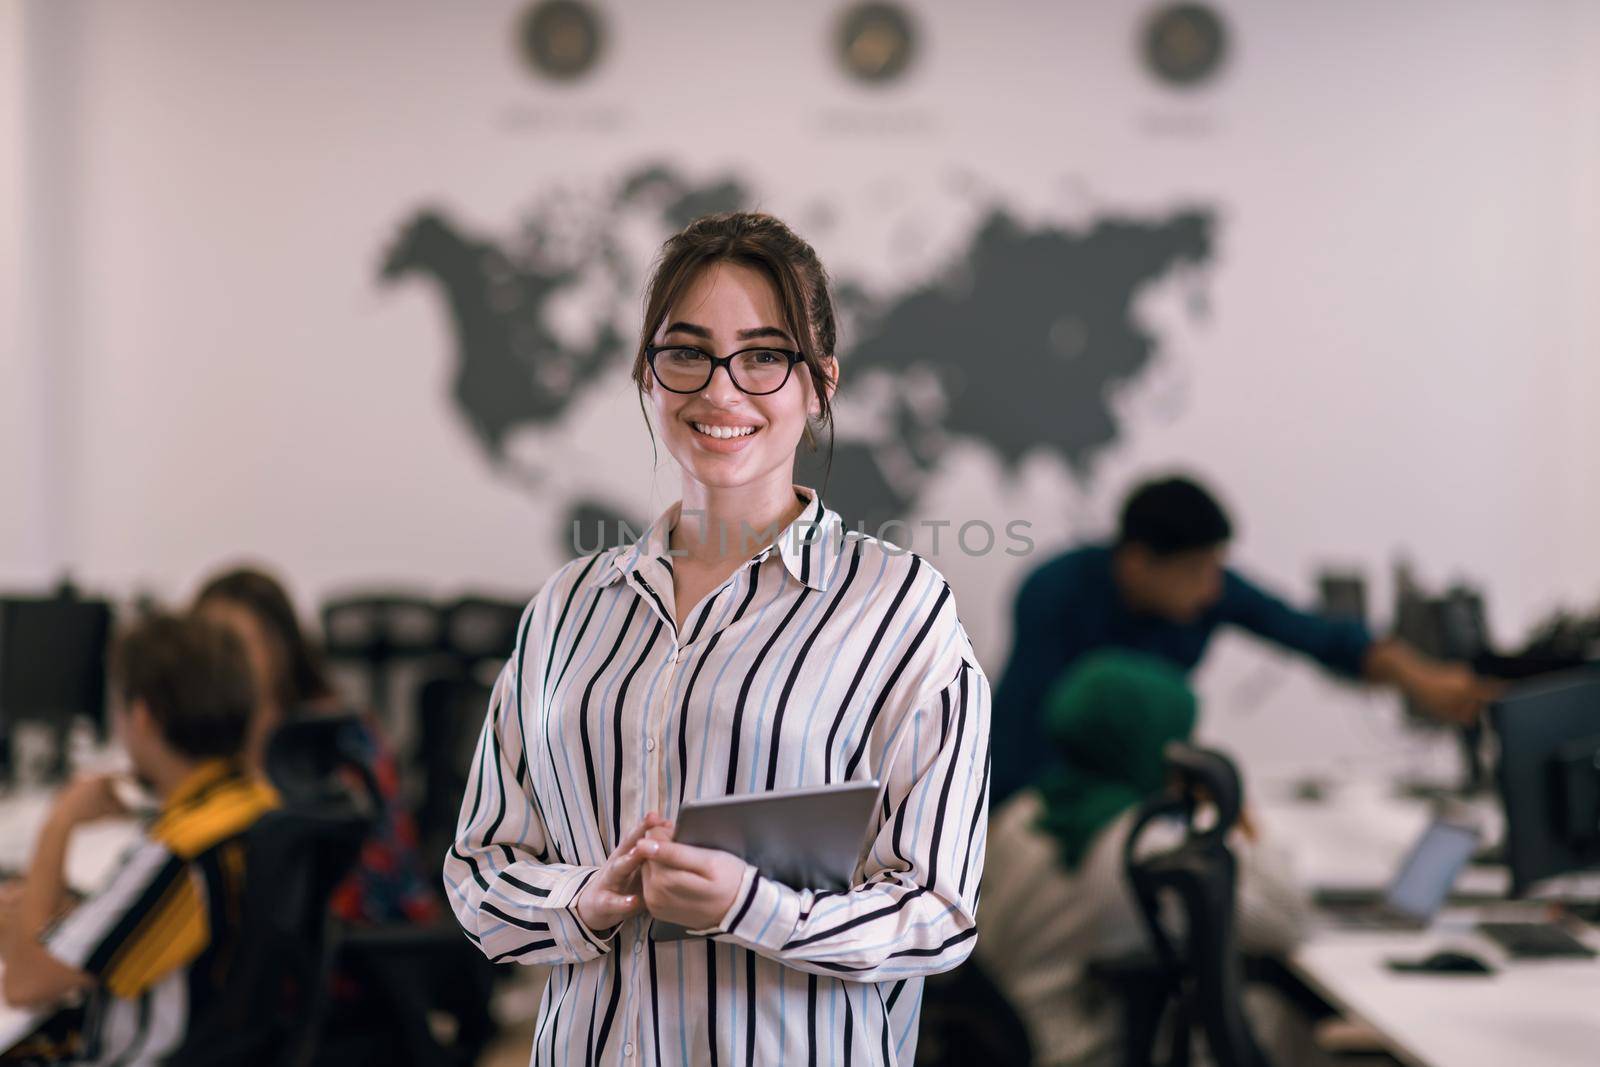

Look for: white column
[3,0,85,586]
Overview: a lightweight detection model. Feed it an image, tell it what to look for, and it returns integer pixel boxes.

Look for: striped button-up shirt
[445,487,991,1066]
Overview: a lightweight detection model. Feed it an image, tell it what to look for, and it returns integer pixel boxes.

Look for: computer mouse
[1292,778,1326,803]
[1418,950,1494,974]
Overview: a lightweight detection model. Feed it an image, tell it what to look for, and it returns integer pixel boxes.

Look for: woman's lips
[688,420,762,453]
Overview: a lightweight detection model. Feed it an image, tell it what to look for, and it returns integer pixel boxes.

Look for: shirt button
[645,737,656,752]
[624,1043,634,1057]
[633,939,643,954]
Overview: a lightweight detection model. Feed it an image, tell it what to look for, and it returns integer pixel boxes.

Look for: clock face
[836,2,918,86]
[1142,3,1228,89]
[518,0,605,82]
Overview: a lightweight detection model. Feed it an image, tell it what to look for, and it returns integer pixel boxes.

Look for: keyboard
[1477,921,1598,959]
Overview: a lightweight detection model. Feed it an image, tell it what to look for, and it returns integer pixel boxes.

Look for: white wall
[5,1,89,587]
[0,0,34,583]
[10,0,1600,774]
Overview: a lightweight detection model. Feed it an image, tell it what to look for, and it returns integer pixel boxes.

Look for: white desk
[0,789,143,890]
[1255,776,1600,1067]
[1255,778,1507,896]
[1291,916,1600,1067]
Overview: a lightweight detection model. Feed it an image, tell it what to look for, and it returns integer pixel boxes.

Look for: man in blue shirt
[992,476,1498,803]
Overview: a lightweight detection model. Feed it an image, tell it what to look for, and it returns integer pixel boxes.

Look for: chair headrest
[264,712,380,809]
[320,594,442,659]
[1162,741,1243,842]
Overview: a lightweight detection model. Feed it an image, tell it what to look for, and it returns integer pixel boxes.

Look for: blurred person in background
[0,614,276,1065]
[992,475,1502,803]
[193,567,438,926]
[975,651,1316,1067]
[446,211,989,1065]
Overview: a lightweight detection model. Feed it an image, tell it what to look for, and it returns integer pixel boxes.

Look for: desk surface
[0,789,142,889]
[1255,777,1506,895]
[1257,776,1599,1067]
[1292,915,1600,1067]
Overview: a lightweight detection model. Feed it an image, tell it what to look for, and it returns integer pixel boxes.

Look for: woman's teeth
[692,422,758,440]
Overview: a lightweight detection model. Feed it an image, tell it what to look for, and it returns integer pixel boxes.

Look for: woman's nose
[700,363,744,403]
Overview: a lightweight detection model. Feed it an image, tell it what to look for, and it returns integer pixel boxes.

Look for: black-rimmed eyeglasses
[646,345,805,396]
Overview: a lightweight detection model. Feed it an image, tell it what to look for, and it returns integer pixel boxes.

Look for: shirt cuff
[486,864,618,960]
[555,868,623,955]
[695,865,803,954]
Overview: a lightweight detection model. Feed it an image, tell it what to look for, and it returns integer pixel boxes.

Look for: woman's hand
[574,813,669,934]
[638,828,748,932]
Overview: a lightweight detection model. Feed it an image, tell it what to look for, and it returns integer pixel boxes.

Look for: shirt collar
[592,486,843,593]
[159,757,243,815]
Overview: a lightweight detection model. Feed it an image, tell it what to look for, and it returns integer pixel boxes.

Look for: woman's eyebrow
[735,326,794,343]
[662,322,795,344]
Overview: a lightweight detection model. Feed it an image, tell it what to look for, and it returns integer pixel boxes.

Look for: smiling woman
[444,212,992,1066]
[632,212,841,477]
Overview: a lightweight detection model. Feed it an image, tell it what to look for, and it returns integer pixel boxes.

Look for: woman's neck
[671,474,805,567]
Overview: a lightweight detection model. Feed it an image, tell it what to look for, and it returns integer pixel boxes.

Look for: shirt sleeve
[699,588,991,983]
[443,604,614,967]
[1221,569,1372,678]
[990,560,1073,805]
[44,839,209,998]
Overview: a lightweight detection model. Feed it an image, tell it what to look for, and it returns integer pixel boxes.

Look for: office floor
[480,967,545,1067]
[482,1022,537,1067]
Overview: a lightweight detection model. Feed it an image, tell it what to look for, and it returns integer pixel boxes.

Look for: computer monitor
[1392,577,1497,793]
[1316,569,1368,625]
[1491,672,1600,896]
[0,592,114,750]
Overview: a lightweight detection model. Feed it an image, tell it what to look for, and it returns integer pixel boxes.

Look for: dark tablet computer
[649,779,881,942]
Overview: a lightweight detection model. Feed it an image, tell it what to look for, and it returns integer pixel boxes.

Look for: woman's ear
[809,355,839,416]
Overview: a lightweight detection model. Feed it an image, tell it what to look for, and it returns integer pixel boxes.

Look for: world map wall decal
[380,164,1216,551]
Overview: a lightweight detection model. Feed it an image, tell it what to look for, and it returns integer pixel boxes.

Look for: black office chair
[394,594,517,856]
[264,712,495,1067]
[414,672,493,866]
[320,594,443,721]
[438,595,525,667]
[265,713,385,809]
[915,959,1034,1066]
[167,805,372,1067]
[1107,742,1272,1067]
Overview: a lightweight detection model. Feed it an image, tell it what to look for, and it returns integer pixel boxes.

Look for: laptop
[1314,819,1482,930]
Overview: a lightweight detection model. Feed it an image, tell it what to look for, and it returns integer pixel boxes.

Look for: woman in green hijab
[973,651,1309,1067]
[1033,651,1198,869]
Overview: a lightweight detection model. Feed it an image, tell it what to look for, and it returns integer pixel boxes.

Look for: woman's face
[647,261,831,493]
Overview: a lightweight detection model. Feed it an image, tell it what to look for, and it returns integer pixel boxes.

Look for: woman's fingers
[609,843,648,882]
[638,839,712,874]
[588,889,641,927]
[616,818,655,856]
[616,814,674,857]
[578,879,644,932]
